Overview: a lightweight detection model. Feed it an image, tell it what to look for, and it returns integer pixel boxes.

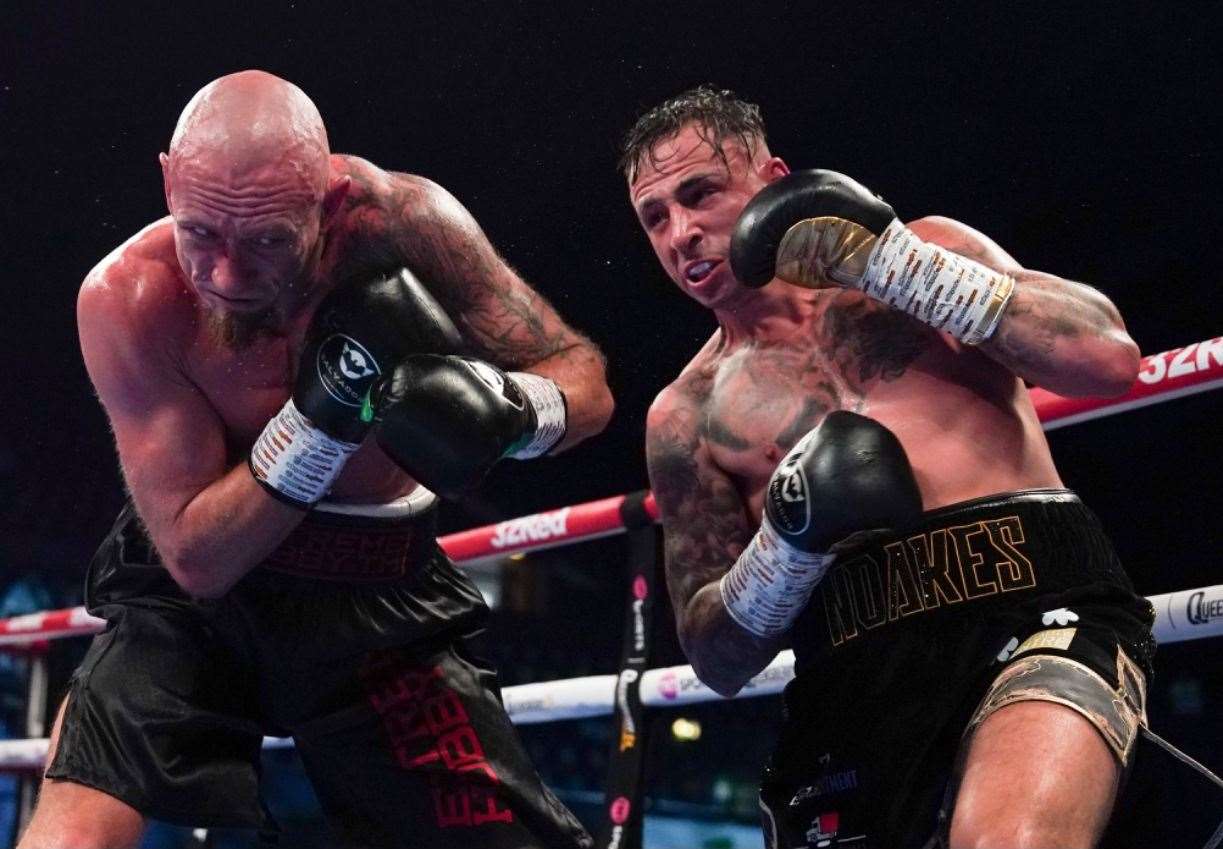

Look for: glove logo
[339,342,375,380]
[317,334,381,407]
[768,453,811,536]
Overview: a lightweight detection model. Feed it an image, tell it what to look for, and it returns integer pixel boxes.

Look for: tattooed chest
[701,346,852,479]
[700,297,933,480]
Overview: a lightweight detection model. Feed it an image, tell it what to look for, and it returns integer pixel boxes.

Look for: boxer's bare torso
[84,154,579,505]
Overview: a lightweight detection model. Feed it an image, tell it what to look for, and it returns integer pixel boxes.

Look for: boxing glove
[370,354,567,499]
[719,411,923,638]
[249,267,464,507]
[730,169,1014,345]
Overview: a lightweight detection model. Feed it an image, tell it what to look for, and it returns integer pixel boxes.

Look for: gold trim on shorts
[965,642,1148,762]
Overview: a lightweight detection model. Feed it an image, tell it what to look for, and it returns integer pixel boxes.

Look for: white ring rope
[1,584,1220,770]
[0,337,1219,771]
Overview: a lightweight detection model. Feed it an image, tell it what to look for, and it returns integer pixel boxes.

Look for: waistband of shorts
[909,487,1081,528]
[833,487,1094,581]
[259,490,440,582]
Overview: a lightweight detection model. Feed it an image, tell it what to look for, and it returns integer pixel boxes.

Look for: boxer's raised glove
[730,170,1015,345]
[719,411,922,638]
[368,355,567,499]
[249,268,464,507]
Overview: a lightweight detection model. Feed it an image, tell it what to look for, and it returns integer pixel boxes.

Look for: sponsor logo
[632,574,648,600]
[609,796,631,824]
[606,796,631,849]
[790,770,859,806]
[317,334,380,407]
[489,507,571,549]
[806,811,839,847]
[658,670,678,700]
[1042,607,1079,626]
[1138,338,1223,384]
[742,663,794,690]
[1187,590,1223,626]
[506,696,551,715]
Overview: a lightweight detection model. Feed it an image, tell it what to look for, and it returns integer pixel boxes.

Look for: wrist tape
[507,372,567,459]
[249,398,360,508]
[863,219,1015,345]
[719,517,833,638]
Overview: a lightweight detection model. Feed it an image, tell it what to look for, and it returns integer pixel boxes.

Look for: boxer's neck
[713,281,820,348]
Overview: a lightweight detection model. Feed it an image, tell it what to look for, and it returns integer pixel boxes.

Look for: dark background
[1,2,1220,845]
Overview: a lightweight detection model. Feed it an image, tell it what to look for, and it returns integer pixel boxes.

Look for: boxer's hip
[84,499,489,671]
[788,487,1153,673]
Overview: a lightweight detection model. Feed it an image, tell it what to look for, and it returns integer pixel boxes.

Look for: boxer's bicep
[78,282,227,536]
[387,175,586,371]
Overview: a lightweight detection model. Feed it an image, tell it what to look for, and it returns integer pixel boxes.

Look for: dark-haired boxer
[20,71,611,849]
[623,86,1160,848]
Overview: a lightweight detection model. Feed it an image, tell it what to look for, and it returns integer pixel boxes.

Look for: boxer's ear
[159,153,173,212]
[322,176,351,224]
[758,156,790,185]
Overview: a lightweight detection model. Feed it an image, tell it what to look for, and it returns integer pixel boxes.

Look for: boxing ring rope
[0,336,1221,774]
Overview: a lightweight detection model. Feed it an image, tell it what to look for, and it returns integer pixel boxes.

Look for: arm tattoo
[646,399,751,618]
[338,160,582,370]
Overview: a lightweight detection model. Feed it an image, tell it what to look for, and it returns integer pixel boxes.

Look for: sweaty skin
[631,122,1140,849]
[77,72,613,601]
[630,124,1140,696]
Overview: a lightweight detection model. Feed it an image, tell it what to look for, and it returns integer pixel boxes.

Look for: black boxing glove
[730,169,1014,345]
[719,411,922,638]
[369,355,567,499]
[249,267,464,507]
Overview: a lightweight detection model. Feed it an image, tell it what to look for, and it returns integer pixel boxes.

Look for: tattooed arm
[646,387,785,697]
[352,163,612,450]
[907,216,1141,397]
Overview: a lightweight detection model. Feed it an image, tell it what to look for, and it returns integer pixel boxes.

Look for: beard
[204,304,280,350]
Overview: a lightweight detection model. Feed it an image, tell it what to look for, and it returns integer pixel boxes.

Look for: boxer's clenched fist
[730,170,1015,345]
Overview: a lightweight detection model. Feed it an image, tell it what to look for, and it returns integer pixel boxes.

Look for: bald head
[166,70,330,196]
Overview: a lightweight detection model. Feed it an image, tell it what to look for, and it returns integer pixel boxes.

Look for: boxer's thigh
[18,697,145,849]
[949,698,1119,847]
[40,606,268,830]
[293,638,591,849]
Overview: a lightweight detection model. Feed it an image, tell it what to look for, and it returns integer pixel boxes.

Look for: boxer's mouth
[683,259,721,284]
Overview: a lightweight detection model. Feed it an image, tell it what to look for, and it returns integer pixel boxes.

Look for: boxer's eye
[186,225,213,239]
[253,236,285,248]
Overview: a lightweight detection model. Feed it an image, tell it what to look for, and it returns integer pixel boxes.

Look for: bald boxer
[20,71,610,848]
[625,86,1156,848]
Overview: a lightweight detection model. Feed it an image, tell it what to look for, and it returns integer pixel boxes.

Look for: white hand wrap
[863,219,1015,345]
[249,398,360,507]
[719,517,834,638]
[506,372,567,459]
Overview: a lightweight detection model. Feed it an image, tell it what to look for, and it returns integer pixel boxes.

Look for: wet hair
[620,85,767,182]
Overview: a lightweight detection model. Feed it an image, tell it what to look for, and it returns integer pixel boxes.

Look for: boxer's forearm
[680,584,786,697]
[978,271,1141,397]
[519,340,613,452]
[150,464,304,599]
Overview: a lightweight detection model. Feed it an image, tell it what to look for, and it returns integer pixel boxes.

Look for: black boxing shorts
[759,489,1156,849]
[44,499,592,849]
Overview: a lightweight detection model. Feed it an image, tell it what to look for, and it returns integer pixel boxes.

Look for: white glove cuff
[507,372,567,459]
[863,219,1015,345]
[249,398,360,507]
[719,517,834,638]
